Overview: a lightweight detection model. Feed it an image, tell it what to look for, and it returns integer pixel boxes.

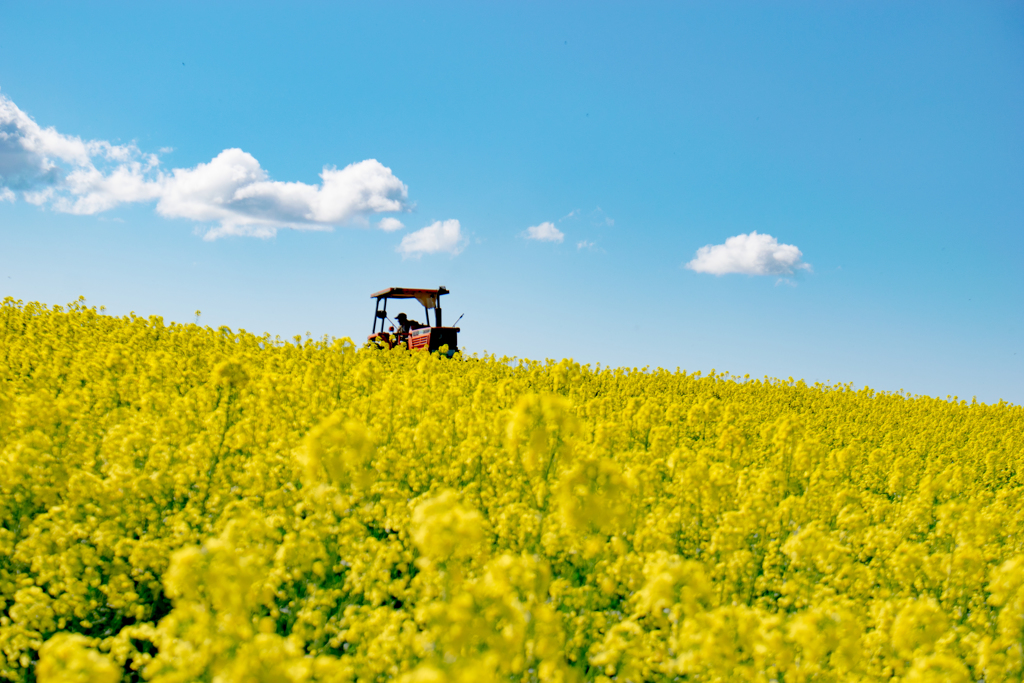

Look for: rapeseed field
[1,297,1022,683]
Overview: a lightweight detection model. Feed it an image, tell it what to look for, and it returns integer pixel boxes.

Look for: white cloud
[24,187,55,206]
[1,187,16,202]
[1,91,153,191]
[0,90,410,239]
[56,155,163,215]
[577,239,595,250]
[377,217,404,232]
[685,231,811,276]
[522,221,564,243]
[156,150,407,239]
[397,219,465,258]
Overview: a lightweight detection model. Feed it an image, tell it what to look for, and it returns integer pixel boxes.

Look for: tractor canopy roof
[371,287,449,310]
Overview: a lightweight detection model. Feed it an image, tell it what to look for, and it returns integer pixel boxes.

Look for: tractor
[367,286,461,356]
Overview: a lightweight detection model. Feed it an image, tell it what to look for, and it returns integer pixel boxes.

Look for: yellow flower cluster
[1,297,1022,682]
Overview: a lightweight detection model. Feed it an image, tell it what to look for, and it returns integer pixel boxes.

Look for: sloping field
[1,298,1022,683]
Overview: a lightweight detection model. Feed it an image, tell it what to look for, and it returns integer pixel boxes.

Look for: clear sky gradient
[1,2,1022,404]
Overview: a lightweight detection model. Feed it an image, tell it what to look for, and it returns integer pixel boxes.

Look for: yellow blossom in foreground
[0,297,1022,682]
[36,633,120,683]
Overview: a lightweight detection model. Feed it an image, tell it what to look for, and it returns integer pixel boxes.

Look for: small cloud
[377,217,404,232]
[577,239,596,250]
[685,231,811,276]
[397,219,465,258]
[0,188,14,203]
[522,221,564,243]
[159,147,174,154]
[560,209,579,221]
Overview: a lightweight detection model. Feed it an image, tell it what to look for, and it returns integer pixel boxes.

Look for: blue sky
[1,1,1022,404]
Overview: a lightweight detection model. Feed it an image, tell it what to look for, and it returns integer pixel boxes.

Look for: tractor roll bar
[370,287,450,333]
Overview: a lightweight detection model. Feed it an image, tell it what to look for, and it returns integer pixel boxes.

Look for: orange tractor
[367,286,461,356]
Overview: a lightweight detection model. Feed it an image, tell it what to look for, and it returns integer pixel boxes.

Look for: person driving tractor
[367,287,458,355]
[395,312,425,335]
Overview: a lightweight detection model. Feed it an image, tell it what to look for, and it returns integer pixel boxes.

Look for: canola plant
[1,297,1022,683]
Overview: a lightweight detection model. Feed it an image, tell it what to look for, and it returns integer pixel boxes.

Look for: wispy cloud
[576,239,596,250]
[685,231,811,276]
[592,206,614,227]
[560,206,613,227]
[522,221,564,243]
[397,219,465,258]
[0,90,410,239]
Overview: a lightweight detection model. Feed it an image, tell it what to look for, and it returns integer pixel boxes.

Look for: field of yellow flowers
[1,297,1022,683]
